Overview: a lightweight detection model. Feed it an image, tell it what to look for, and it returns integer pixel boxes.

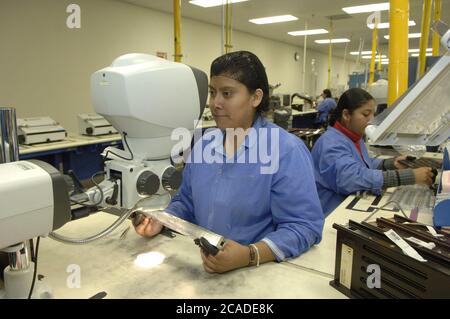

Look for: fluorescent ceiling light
[381,61,389,64]
[250,15,298,24]
[384,33,421,39]
[408,48,432,53]
[288,29,328,36]
[368,20,416,29]
[315,38,350,44]
[350,51,373,55]
[362,55,387,59]
[342,2,389,14]
[189,0,248,8]
[411,53,432,57]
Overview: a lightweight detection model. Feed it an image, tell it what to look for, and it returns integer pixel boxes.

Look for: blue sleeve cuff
[261,238,286,262]
[371,170,384,195]
[371,157,383,170]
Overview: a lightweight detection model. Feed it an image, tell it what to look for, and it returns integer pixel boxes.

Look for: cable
[102,132,166,163]
[29,239,35,263]
[103,132,133,163]
[27,236,40,299]
[49,207,133,245]
[50,194,169,245]
[70,171,106,207]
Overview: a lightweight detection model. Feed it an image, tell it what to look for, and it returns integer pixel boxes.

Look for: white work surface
[37,212,345,299]
[287,191,434,276]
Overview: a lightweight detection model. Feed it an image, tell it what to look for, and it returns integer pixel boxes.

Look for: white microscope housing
[90,54,208,208]
[0,160,71,298]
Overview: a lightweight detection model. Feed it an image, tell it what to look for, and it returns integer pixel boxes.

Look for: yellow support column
[388,0,409,106]
[419,0,433,76]
[432,0,442,56]
[378,51,383,72]
[173,0,182,62]
[327,19,332,88]
[224,1,233,53]
[368,25,378,85]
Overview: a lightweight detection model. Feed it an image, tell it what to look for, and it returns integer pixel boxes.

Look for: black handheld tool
[194,237,220,256]
[431,168,438,184]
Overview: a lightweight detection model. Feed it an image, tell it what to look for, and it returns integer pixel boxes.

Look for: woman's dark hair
[210,51,270,114]
[328,88,374,126]
[323,89,332,98]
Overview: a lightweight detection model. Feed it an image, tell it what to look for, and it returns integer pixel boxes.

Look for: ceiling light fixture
[315,38,350,44]
[189,0,248,8]
[367,20,416,29]
[342,2,389,14]
[411,52,432,57]
[288,29,328,36]
[384,33,421,39]
[250,15,298,24]
[350,51,374,55]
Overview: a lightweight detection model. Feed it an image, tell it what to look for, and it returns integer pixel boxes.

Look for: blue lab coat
[315,98,337,125]
[166,116,324,261]
[311,127,383,216]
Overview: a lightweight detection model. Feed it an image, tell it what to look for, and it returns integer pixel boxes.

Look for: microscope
[86,53,208,209]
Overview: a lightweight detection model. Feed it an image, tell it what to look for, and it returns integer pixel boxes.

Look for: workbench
[291,109,318,128]
[35,212,345,299]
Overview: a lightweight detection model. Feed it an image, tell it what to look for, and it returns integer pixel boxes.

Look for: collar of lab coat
[209,115,266,157]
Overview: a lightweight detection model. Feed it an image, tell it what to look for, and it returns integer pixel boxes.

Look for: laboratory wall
[0,0,358,132]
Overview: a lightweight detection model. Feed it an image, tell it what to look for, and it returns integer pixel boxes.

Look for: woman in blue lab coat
[134,51,324,273]
[311,88,434,217]
[315,89,337,127]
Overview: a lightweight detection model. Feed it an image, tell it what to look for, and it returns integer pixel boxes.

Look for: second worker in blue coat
[311,88,434,217]
[315,89,337,127]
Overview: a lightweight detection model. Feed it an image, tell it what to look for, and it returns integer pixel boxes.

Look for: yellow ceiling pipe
[418,0,433,77]
[388,0,409,106]
[368,19,379,85]
[173,0,182,62]
[378,51,383,72]
[432,0,442,56]
[224,1,233,53]
[327,19,333,88]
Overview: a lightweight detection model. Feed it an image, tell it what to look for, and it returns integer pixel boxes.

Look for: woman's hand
[133,215,163,238]
[200,239,250,274]
[413,167,434,186]
[394,156,409,169]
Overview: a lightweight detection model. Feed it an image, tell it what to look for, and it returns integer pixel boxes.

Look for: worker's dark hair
[323,89,332,98]
[328,88,374,126]
[210,51,270,114]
